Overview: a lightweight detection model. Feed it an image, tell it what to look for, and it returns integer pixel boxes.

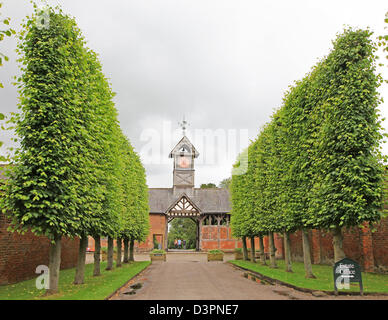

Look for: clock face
[178,156,191,168]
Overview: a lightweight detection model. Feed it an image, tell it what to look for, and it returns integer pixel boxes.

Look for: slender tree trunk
[129,239,135,262]
[47,235,61,295]
[302,229,316,278]
[284,232,293,272]
[74,235,88,284]
[242,236,249,261]
[106,236,114,270]
[258,235,266,265]
[116,238,122,268]
[331,226,346,263]
[93,236,101,276]
[123,238,129,263]
[250,237,256,263]
[268,232,278,268]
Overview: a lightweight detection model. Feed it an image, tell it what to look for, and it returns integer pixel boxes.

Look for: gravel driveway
[109,253,387,300]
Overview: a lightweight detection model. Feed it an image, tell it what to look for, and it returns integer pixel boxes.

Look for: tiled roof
[148,188,231,214]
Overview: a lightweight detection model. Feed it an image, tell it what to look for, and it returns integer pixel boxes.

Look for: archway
[167,217,198,251]
[164,194,202,251]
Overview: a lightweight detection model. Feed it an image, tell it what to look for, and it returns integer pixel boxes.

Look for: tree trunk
[250,237,256,263]
[302,229,316,278]
[242,236,249,261]
[116,238,122,268]
[284,232,293,272]
[74,235,88,284]
[47,235,61,295]
[331,226,346,263]
[123,238,129,263]
[106,236,114,270]
[268,232,278,268]
[258,235,266,265]
[93,236,101,276]
[129,239,135,262]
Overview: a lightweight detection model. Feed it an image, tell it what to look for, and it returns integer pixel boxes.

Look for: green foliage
[0,5,149,245]
[118,135,150,242]
[151,249,166,254]
[230,147,257,238]
[218,177,231,189]
[231,28,385,240]
[1,8,93,238]
[168,218,197,249]
[208,249,224,254]
[252,121,285,234]
[306,29,385,229]
[200,183,217,189]
[231,260,388,293]
[0,261,151,300]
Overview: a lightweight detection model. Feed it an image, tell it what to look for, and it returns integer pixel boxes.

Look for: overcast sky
[1,0,387,188]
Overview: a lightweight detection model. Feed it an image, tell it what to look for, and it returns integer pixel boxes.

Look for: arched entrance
[164,194,202,251]
[167,217,198,250]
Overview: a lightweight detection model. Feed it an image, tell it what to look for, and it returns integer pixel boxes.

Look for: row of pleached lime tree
[230,28,387,278]
[0,5,149,294]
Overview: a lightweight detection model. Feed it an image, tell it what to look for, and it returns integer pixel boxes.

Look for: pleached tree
[119,137,150,262]
[230,27,385,276]
[73,45,121,282]
[1,7,93,293]
[307,29,385,262]
[0,4,150,293]
[230,148,255,262]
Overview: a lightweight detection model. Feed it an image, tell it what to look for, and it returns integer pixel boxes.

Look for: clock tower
[169,135,199,194]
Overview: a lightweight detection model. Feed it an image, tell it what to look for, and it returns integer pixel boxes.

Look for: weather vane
[178,115,189,136]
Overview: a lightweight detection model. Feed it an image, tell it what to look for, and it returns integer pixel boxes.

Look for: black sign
[333,258,363,295]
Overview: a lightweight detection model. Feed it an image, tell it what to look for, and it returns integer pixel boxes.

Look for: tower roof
[169,135,199,158]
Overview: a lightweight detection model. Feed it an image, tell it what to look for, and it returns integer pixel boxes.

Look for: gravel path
[109,253,387,300]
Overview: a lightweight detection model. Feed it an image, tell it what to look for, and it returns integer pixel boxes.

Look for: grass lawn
[230,259,388,294]
[0,260,151,300]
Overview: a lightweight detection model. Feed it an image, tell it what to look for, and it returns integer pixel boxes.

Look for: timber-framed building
[136,134,236,251]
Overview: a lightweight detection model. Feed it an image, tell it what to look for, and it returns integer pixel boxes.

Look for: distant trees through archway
[168,218,197,250]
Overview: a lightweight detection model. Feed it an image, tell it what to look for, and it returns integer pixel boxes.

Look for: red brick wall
[199,221,387,273]
[200,225,284,258]
[86,237,117,251]
[136,213,166,252]
[371,218,388,272]
[285,217,388,272]
[86,214,167,253]
[0,214,79,285]
[201,225,237,251]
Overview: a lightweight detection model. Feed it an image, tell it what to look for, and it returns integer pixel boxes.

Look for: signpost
[333,258,363,295]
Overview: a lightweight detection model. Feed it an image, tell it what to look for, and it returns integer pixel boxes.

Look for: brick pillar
[311,229,322,264]
[274,233,284,259]
[360,222,375,272]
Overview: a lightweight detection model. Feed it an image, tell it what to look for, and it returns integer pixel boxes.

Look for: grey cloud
[1,0,387,188]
